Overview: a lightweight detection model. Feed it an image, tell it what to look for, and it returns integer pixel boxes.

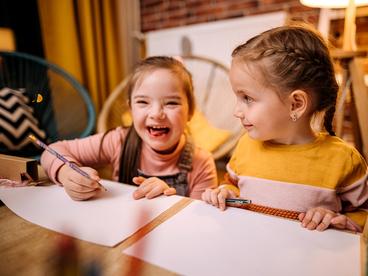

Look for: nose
[150,103,165,119]
[233,102,244,119]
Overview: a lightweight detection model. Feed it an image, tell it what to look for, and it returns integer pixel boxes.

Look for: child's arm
[299,150,368,232]
[336,173,368,232]
[132,176,176,199]
[188,149,218,199]
[41,128,123,200]
[300,172,368,232]
[41,129,124,183]
[41,133,105,183]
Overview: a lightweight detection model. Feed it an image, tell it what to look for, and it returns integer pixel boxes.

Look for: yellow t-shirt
[226,133,368,228]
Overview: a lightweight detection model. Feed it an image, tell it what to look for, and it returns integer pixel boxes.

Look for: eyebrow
[163,96,182,101]
[133,94,149,99]
[236,89,254,96]
[133,95,183,100]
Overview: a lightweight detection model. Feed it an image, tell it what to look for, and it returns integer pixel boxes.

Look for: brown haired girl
[202,25,368,232]
[41,56,217,201]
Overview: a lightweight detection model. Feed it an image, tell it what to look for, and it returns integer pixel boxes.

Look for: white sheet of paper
[0,180,182,247]
[123,200,361,276]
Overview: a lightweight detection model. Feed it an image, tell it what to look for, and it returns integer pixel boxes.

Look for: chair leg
[349,58,368,160]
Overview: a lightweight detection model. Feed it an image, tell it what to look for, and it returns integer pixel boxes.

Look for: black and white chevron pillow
[0,87,46,156]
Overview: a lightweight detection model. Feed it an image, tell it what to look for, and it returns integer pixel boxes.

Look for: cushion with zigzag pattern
[0,87,47,157]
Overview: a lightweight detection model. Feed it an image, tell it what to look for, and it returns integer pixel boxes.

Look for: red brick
[140,0,323,32]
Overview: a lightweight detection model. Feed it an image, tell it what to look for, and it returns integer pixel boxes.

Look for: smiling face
[229,59,294,143]
[130,68,190,153]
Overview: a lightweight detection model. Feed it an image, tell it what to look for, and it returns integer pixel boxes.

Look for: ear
[288,90,310,119]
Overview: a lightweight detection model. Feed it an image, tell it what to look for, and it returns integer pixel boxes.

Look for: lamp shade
[300,0,368,8]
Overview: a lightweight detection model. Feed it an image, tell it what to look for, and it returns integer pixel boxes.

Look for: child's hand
[57,164,102,201]
[299,207,337,231]
[329,214,360,232]
[132,176,176,199]
[201,187,237,211]
[299,207,360,232]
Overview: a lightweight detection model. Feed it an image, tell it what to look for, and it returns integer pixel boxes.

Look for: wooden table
[0,198,192,276]
[1,193,366,276]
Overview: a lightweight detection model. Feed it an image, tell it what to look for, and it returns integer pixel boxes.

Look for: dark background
[0,0,44,57]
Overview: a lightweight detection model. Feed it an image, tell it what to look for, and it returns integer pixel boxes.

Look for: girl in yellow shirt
[202,24,367,232]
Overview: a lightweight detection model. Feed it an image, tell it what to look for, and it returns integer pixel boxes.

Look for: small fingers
[316,213,334,231]
[82,167,101,181]
[345,219,361,232]
[133,186,148,199]
[302,209,322,230]
[210,189,220,208]
[307,212,323,230]
[132,176,146,185]
[164,187,176,196]
[65,187,101,201]
[133,177,170,200]
[201,188,232,210]
[201,188,213,203]
[301,208,337,231]
[218,189,230,211]
[330,215,348,230]
[145,185,165,199]
[132,178,153,199]
[301,209,313,228]
[66,176,100,193]
[330,215,361,232]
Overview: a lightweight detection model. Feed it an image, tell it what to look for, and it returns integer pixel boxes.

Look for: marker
[225,198,252,204]
[28,135,107,191]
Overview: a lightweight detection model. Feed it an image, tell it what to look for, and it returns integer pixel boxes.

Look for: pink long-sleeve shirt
[41,127,218,199]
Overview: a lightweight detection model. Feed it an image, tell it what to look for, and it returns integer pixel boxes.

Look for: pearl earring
[291,113,298,122]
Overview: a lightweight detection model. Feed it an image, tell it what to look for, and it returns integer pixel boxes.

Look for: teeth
[150,126,167,129]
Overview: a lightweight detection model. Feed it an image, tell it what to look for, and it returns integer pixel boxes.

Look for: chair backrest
[0,51,95,157]
[181,55,243,158]
[97,55,243,160]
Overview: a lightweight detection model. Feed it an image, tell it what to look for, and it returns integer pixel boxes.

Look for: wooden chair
[333,50,368,160]
[97,55,243,160]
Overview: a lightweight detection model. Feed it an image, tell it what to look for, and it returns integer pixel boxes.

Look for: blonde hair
[232,24,338,136]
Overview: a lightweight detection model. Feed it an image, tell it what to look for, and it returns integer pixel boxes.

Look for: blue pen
[28,135,107,191]
[225,198,251,204]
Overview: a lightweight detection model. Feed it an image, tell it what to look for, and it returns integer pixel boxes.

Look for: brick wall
[140,0,319,33]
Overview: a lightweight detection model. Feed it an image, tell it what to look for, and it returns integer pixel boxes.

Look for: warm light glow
[300,0,368,8]
[301,0,368,50]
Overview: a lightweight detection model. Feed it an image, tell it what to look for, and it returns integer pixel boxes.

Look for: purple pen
[28,135,107,191]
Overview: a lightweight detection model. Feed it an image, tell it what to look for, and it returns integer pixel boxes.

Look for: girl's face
[130,69,190,153]
[229,59,293,144]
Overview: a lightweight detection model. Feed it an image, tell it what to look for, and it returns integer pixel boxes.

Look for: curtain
[0,28,16,51]
[37,0,140,113]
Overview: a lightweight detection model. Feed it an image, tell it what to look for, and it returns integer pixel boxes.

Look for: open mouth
[147,125,170,136]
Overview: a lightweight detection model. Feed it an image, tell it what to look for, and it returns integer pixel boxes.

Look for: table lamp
[300,0,368,51]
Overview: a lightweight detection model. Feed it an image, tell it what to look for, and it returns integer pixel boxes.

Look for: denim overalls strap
[137,138,193,196]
